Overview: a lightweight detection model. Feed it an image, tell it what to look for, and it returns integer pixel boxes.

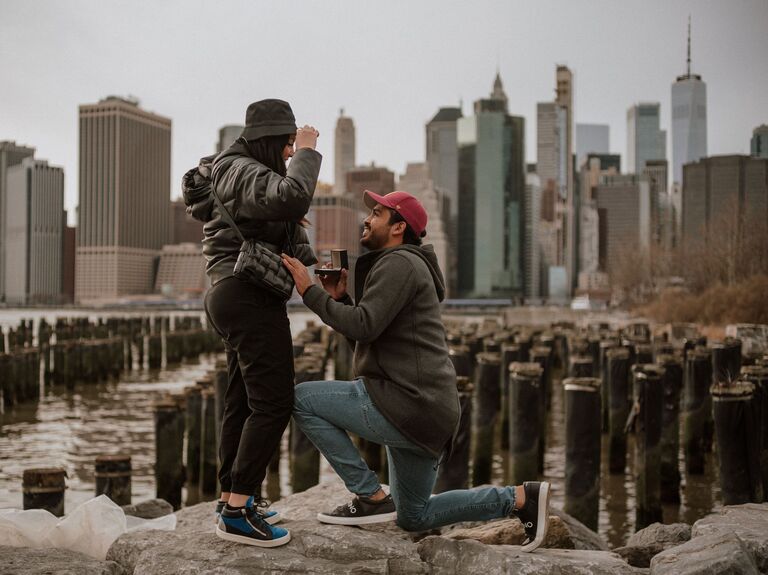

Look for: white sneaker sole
[215,525,291,548]
[520,481,550,553]
[316,510,398,525]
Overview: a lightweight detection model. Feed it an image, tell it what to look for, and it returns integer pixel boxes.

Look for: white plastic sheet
[0,495,176,560]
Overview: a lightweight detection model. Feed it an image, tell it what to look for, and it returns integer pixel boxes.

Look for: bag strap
[211,183,298,258]
[210,186,246,244]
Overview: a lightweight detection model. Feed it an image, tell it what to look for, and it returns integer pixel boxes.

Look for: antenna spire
[687,15,691,77]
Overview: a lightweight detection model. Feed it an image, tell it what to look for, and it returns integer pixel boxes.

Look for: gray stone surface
[418,536,644,575]
[691,503,768,572]
[106,478,622,574]
[626,522,691,547]
[615,522,692,568]
[650,532,759,575]
[120,499,173,520]
[0,545,124,575]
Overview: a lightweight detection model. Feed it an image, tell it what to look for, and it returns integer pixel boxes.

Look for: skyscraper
[426,106,462,295]
[346,164,395,207]
[334,110,356,195]
[0,140,35,301]
[524,173,541,299]
[217,124,244,153]
[627,102,666,174]
[457,73,525,299]
[3,158,65,304]
[76,96,171,302]
[671,19,707,185]
[398,163,449,291]
[752,125,768,158]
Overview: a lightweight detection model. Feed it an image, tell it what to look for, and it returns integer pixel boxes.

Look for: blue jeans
[293,378,516,531]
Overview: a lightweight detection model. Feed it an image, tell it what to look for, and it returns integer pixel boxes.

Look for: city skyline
[1,1,767,224]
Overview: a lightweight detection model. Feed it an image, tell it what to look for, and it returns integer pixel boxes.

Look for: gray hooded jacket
[302,244,460,458]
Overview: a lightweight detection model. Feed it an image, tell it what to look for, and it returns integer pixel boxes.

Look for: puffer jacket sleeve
[214,148,322,222]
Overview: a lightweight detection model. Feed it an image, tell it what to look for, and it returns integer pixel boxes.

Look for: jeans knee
[396,510,427,532]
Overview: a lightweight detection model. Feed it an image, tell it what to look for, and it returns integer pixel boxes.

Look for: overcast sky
[1,0,767,223]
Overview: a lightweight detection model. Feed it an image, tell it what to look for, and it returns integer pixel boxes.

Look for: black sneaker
[214,497,281,526]
[514,481,551,552]
[317,494,397,525]
[216,504,291,548]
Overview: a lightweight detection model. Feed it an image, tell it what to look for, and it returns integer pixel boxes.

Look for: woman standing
[183,99,321,547]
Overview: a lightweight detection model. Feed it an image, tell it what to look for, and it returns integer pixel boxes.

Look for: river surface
[0,308,720,548]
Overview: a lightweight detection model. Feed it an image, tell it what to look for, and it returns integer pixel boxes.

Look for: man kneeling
[282,190,550,552]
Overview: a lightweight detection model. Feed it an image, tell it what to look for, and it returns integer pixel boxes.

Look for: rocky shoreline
[2,479,766,574]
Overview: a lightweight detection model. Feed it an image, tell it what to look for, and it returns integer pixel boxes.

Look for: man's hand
[317,263,349,300]
[281,254,315,296]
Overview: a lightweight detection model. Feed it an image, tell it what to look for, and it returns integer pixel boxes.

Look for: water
[0,309,721,548]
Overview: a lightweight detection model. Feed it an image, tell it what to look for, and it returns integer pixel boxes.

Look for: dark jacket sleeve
[302,253,416,344]
[213,148,322,221]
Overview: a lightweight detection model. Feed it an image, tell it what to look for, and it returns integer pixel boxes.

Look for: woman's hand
[295,125,319,150]
[281,254,315,296]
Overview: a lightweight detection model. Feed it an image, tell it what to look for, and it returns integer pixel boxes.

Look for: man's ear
[390,221,406,238]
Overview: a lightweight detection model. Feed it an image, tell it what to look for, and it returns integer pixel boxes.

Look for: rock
[418,536,645,575]
[120,499,173,520]
[614,543,665,569]
[691,503,768,572]
[650,532,759,575]
[550,507,610,551]
[626,522,691,548]
[614,522,692,567]
[0,545,124,575]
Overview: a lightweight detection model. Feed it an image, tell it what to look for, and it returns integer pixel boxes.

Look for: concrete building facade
[595,174,651,278]
[524,173,541,299]
[334,110,356,195]
[3,158,65,305]
[398,163,449,292]
[752,125,768,159]
[217,124,244,153]
[154,243,207,298]
[627,103,666,174]
[76,96,171,302]
[682,155,768,247]
[346,164,395,209]
[457,74,525,299]
[0,141,35,301]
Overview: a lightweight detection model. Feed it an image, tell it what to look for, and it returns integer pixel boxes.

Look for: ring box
[314,249,348,276]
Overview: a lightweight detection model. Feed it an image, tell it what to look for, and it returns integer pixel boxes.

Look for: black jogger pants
[204,276,294,495]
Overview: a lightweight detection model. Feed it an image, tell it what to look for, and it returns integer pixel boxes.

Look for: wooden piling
[508,363,544,486]
[499,343,521,451]
[632,364,665,530]
[291,360,322,493]
[711,380,763,504]
[741,365,768,501]
[184,386,203,498]
[471,351,501,486]
[712,338,742,385]
[563,377,602,531]
[683,347,714,473]
[23,467,67,517]
[568,355,594,378]
[154,398,185,510]
[658,354,683,503]
[606,347,631,474]
[449,345,473,378]
[599,339,619,430]
[94,455,131,505]
[200,388,218,499]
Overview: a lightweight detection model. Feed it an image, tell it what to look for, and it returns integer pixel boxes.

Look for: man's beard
[360,227,383,250]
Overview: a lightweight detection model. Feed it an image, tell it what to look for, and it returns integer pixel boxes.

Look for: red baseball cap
[363,190,428,238]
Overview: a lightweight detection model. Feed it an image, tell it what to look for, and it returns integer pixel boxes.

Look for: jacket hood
[357,244,446,302]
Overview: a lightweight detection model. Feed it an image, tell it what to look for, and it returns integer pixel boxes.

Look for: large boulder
[107,478,629,574]
[691,503,768,572]
[650,532,759,575]
[614,522,691,567]
[418,537,644,575]
[0,545,123,575]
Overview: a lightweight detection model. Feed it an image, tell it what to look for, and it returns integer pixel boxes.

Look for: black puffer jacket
[182,142,321,285]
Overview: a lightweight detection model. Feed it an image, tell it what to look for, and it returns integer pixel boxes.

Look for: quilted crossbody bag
[210,186,297,300]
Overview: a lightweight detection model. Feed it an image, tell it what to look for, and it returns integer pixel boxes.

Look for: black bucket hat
[240,99,297,141]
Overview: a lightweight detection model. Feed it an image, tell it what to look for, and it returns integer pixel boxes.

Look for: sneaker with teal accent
[214,497,281,526]
[216,503,291,548]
